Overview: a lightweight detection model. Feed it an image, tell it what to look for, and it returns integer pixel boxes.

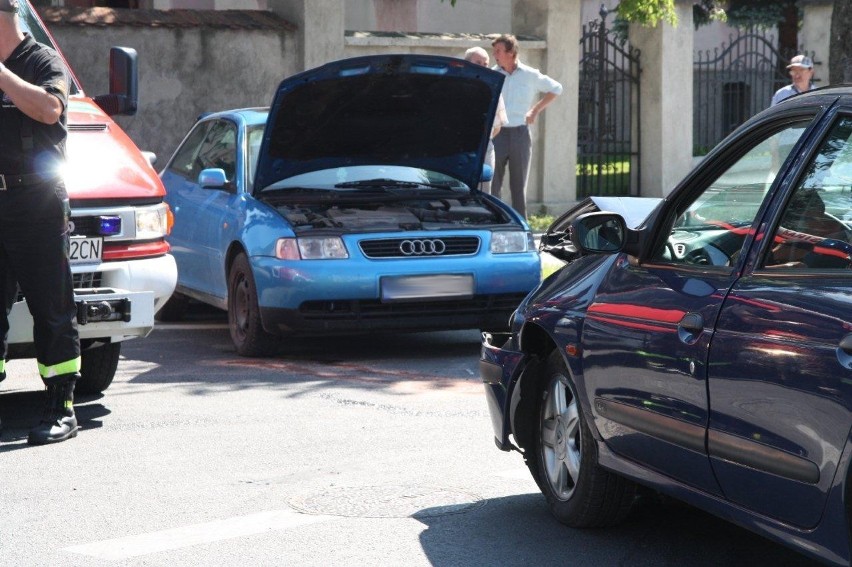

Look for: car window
[651,119,813,267]
[764,116,852,270]
[247,125,265,188]
[262,165,467,191]
[195,121,238,182]
[167,121,213,181]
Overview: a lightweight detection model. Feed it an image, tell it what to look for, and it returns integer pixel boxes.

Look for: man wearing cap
[771,55,816,106]
[0,0,81,445]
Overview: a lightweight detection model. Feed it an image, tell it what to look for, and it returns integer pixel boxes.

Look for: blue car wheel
[227,253,279,357]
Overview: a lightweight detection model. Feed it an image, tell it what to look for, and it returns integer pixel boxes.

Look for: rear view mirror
[571,212,627,253]
[198,168,229,189]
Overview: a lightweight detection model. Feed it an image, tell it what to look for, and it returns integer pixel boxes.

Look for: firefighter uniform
[0,23,81,444]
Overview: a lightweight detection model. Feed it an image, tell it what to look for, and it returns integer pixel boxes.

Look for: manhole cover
[287,484,485,518]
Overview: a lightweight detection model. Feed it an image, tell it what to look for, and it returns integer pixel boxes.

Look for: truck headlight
[136,203,170,239]
[491,231,531,254]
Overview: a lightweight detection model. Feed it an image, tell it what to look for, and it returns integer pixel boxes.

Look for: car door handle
[679,312,704,334]
[677,312,704,344]
[840,334,852,354]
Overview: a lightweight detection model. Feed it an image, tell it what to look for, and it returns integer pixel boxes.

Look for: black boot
[28,374,79,445]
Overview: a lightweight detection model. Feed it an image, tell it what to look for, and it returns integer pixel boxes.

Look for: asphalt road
[0,305,821,566]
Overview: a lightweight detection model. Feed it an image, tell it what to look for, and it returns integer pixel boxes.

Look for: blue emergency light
[98,216,122,236]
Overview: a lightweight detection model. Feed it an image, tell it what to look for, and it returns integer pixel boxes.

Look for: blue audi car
[159,54,540,355]
[482,86,852,565]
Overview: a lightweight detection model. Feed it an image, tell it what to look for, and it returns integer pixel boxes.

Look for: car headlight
[275,237,349,260]
[136,203,170,239]
[491,231,532,253]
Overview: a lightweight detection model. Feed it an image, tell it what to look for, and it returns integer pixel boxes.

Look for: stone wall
[46,19,298,167]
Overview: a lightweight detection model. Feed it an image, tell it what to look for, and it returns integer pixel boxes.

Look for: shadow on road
[414,493,821,566]
[122,300,485,397]
[0,390,110,450]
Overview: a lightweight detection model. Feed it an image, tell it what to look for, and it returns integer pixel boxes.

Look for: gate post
[800,0,833,83]
[268,0,344,72]
[511,0,580,214]
[628,0,694,197]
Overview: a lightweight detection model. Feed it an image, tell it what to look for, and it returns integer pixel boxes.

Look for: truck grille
[69,216,99,237]
[359,236,480,258]
[15,272,102,303]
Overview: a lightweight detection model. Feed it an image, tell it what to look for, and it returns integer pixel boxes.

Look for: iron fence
[577,8,641,198]
[694,28,817,154]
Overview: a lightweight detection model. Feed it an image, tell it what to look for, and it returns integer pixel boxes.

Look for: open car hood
[253,54,504,194]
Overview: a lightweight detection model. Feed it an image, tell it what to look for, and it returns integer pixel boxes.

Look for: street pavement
[0,308,820,567]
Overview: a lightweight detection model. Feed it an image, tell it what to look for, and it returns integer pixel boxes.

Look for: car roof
[197,107,270,127]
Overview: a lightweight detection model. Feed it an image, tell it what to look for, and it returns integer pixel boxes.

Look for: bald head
[464,46,489,67]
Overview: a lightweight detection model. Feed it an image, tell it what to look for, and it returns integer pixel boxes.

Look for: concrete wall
[49,24,298,167]
[800,0,833,83]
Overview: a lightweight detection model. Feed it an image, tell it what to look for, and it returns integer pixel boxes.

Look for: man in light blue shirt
[771,55,815,106]
[491,34,562,218]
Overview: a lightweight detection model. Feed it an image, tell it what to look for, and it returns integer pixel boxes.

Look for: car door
[164,119,241,299]
[582,116,817,495]
[707,110,852,529]
[162,120,214,293]
[189,119,241,297]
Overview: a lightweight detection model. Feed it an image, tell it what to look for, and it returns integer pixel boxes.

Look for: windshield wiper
[334,178,458,190]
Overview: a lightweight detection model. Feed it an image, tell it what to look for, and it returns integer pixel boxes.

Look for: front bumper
[260,293,528,336]
[7,254,177,345]
[480,331,527,451]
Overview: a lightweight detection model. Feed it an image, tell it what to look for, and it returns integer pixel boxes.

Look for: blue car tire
[228,252,279,357]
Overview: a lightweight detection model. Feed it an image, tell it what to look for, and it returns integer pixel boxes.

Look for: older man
[490,34,562,218]
[463,46,507,193]
[771,55,816,106]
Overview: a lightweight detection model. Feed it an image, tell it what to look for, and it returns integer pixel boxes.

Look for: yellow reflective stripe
[0,359,5,373]
[38,357,81,379]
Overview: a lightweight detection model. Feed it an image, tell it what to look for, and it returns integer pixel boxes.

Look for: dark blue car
[481,86,852,565]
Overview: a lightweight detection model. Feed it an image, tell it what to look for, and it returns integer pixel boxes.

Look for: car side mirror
[198,168,229,189]
[93,47,138,117]
[481,163,493,183]
[571,212,640,256]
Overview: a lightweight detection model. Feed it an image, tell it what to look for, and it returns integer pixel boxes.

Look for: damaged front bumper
[480,331,528,452]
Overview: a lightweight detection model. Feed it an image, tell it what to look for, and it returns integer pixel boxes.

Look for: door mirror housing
[572,212,641,257]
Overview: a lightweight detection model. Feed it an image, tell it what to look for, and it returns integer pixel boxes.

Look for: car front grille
[359,236,480,258]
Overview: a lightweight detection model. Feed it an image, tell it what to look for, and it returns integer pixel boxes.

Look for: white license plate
[381,274,474,301]
[69,236,103,265]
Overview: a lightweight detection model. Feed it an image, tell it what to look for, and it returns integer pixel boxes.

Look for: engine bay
[275,196,512,232]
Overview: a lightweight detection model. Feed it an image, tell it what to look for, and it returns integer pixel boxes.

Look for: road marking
[65,509,332,560]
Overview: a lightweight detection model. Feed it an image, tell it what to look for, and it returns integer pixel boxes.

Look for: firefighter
[0,0,81,444]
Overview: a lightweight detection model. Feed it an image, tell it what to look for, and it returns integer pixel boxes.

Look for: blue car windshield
[260,165,469,192]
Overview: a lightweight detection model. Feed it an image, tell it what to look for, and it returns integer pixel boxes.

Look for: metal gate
[577,8,641,198]
[694,28,816,154]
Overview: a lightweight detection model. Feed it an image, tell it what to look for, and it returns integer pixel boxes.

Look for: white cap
[787,55,813,69]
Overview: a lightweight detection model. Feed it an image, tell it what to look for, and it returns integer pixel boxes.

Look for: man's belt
[0,172,54,190]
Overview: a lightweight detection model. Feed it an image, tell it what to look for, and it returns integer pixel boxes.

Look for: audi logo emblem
[399,239,446,256]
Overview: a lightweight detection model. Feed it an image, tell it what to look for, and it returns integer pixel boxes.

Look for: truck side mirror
[93,47,138,117]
